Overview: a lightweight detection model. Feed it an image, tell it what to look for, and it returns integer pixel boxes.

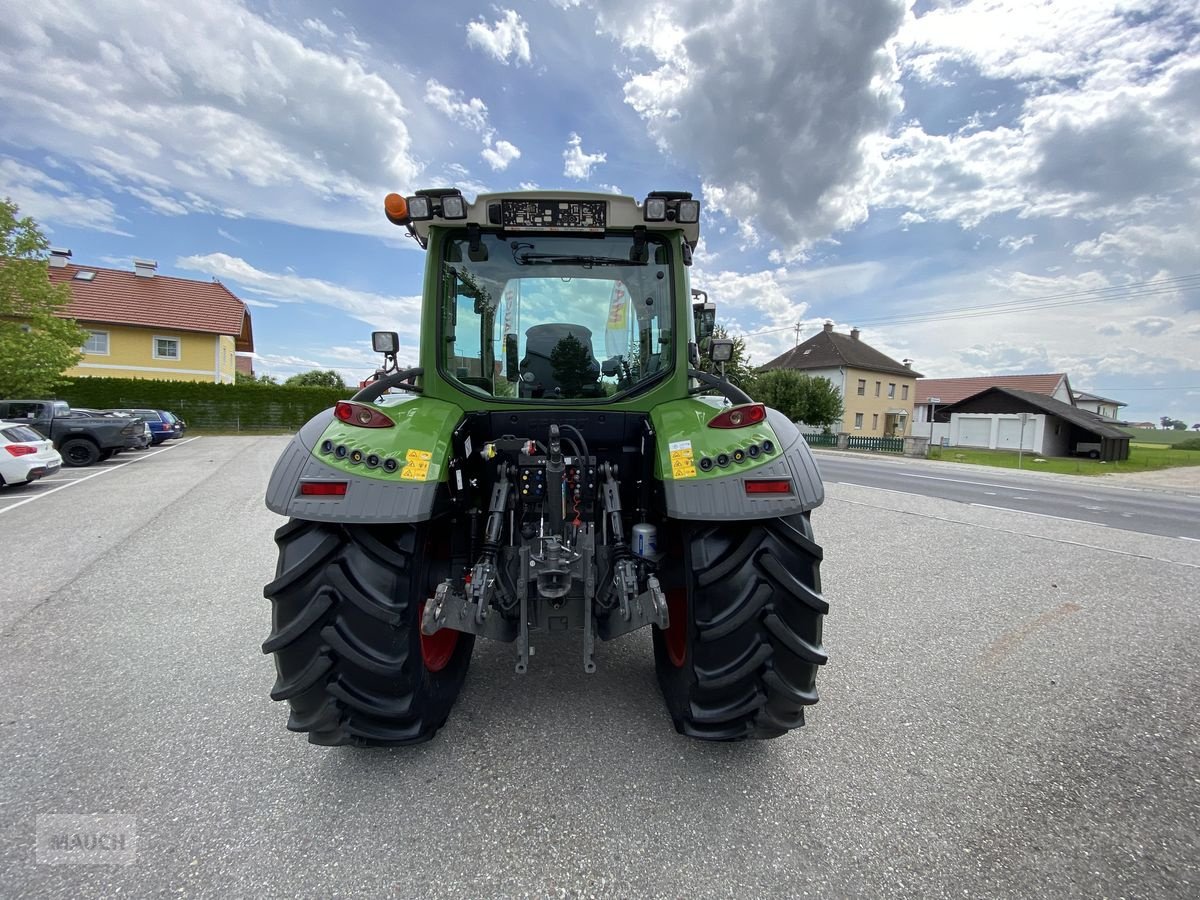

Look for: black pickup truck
[0,399,141,467]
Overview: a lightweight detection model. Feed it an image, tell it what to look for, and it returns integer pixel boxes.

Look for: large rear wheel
[653,513,828,740]
[262,519,474,746]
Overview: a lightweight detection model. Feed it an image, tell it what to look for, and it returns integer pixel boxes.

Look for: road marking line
[984,491,997,495]
[900,472,1041,492]
[969,503,1107,527]
[1181,536,1200,543]
[0,438,200,517]
[833,482,927,499]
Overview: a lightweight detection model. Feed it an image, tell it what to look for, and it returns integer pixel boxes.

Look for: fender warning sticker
[668,440,696,478]
[401,448,432,480]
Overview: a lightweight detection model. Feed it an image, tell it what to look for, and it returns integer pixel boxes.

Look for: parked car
[0,400,141,467]
[0,421,63,487]
[73,408,152,450]
[110,408,186,445]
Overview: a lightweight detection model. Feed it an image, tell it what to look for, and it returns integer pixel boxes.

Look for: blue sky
[1,0,1197,425]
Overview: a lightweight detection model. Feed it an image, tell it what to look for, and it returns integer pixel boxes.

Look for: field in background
[1120,426,1198,444]
[924,443,1200,475]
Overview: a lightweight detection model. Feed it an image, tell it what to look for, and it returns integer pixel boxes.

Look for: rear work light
[4,445,37,457]
[707,403,767,429]
[334,401,395,428]
[745,479,793,495]
[299,481,348,496]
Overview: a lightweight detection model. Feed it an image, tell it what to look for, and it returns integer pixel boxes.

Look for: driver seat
[519,324,602,398]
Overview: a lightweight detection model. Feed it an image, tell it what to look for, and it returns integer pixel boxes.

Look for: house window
[872,413,878,430]
[154,336,181,360]
[857,379,866,396]
[902,384,909,400]
[874,381,881,397]
[854,412,864,430]
[83,330,109,355]
[887,383,896,398]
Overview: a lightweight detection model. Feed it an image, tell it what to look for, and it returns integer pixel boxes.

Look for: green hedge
[55,377,347,430]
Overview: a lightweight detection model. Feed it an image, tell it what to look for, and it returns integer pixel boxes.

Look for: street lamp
[927,396,941,457]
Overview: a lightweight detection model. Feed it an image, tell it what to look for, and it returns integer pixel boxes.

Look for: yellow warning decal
[400,448,433,480]
[668,440,696,478]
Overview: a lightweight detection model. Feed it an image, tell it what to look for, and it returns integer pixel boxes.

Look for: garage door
[958,418,991,447]
[997,417,1036,450]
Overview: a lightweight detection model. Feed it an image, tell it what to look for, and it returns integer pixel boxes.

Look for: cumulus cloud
[596,0,906,253]
[0,156,127,234]
[466,10,531,65]
[1131,316,1175,337]
[481,140,521,172]
[0,0,429,238]
[562,133,606,179]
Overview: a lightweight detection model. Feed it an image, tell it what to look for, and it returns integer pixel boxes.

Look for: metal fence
[803,433,838,447]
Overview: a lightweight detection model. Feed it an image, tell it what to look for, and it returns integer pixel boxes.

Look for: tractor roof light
[406,195,432,220]
[334,400,396,428]
[676,199,700,223]
[441,194,467,219]
[643,196,667,222]
[708,403,767,429]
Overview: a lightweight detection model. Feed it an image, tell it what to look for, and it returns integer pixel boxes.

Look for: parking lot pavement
[1,437,1197,898]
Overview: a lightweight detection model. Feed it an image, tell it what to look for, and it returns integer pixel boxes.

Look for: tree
[549,333,593,397]
[284,369,346,389]
[0,199,89,397]
[1160,416,1174,429]
[752,369,844,429]
[1172,421,1187,430]
[236,371,278,386]
[698,324,756,392]
[1193,423,1200,431]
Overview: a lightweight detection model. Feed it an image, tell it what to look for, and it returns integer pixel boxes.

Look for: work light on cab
[334,401,394,428]
[708,403,767,429]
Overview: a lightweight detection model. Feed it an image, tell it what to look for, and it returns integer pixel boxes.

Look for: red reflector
[708,403,767,429]
[300,481,348,496]
[4,445,38,457]
[335,401,395,428]
[744,479,792,495]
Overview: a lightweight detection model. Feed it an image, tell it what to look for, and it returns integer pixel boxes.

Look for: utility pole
[794,322,802,347]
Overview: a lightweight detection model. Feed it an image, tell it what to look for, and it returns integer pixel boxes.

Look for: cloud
[1095,322,1121,337]
[176,252,422,336]
[301,18,335,39]
[562,133,606,179]
[1131,316,1174,337]
[0,0,429,238]
[423,79,490,133]
[466,10,531,65]
[0,156,128,234]
[481,140,521,172]
[216,227,242,244]
[596,0,906,253]
[999,234,1035,253]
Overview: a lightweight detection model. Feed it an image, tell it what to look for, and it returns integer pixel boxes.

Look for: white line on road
[834,482,926,499]
[1181,536,1200,543]
[969,503,1107,527]
[899,472,1042,492]
[0,438,200,517]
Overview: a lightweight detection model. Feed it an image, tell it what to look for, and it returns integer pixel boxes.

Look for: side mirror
[709,338,734,363]
[372,331,399,354]
[693,302,716,342]
[504,333,519,382]
[601,358,620,377]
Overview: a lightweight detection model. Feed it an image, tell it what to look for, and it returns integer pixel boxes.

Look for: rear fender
[264,396,463,524]
[649,399,824,521]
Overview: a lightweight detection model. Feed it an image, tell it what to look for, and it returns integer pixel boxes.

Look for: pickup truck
[0,399,142,467]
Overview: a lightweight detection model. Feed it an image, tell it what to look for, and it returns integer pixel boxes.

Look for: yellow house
[760,322,922,436]
[48,251,253,384]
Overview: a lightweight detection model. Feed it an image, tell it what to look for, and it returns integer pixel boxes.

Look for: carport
[933,387,1130,461]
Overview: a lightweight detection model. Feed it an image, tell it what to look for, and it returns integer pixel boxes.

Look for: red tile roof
[761,328,923,378]
[915,374,1067,404]
[49,263,253,351]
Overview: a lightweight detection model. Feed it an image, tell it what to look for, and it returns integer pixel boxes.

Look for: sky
[0,0,1197,426]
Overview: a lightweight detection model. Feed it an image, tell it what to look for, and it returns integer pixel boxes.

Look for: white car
[0,421,63,487]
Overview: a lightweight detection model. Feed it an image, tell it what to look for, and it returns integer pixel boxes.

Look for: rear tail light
[707,403,766,429]
[744,479,793,495]
[4,445,37,457]
[299,481,348,496]
[335,401,395,428]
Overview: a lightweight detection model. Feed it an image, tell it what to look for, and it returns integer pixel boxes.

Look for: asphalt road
[1,437,1198,898]
[816,451,1200,540]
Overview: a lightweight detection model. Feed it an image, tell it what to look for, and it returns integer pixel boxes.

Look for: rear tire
[262,519,474,746]
[60,438,100,467]
[653,513,828,741]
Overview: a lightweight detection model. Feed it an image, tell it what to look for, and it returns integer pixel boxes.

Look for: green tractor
[262,188,828,746]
